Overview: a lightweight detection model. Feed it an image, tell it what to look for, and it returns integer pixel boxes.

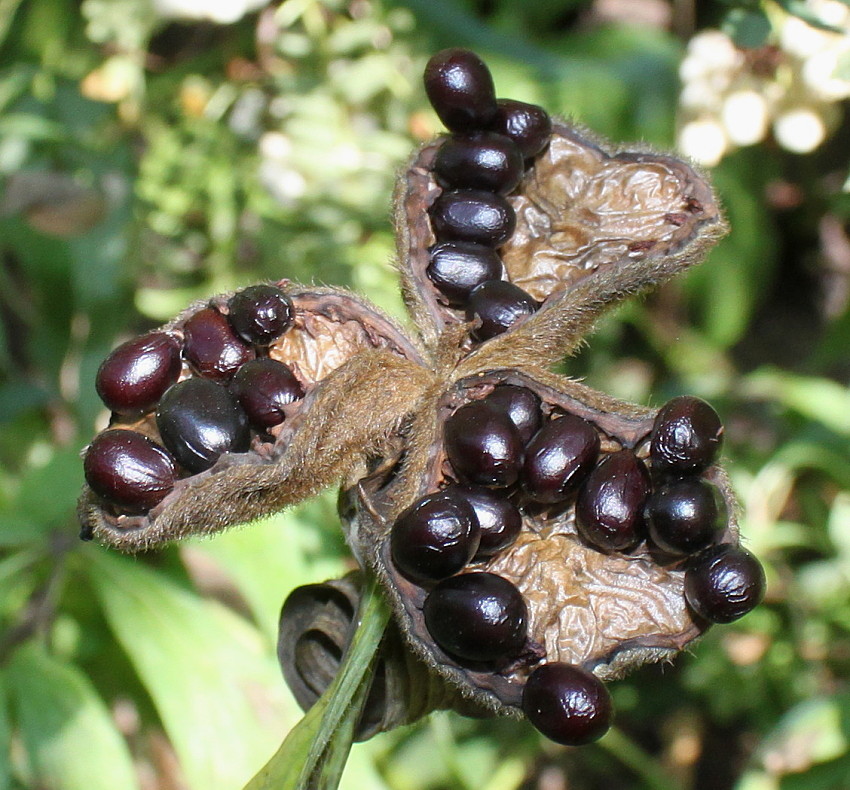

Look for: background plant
[1,0,850,788]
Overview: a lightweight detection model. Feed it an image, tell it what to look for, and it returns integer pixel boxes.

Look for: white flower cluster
[677,1,850,166]
[151,0,268,24]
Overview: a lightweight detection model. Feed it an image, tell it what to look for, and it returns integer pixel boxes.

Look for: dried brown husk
[79,285,435,551]
[346,368,739,714]
[395,121,727,369]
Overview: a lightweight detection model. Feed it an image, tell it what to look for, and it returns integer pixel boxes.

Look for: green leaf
[85,549,296,790]
[5,643,140,790]
[774,0,845,32]
[756,694,850,782]
[243,574,390,790]
[742,368,850,438]
[723,8,772,49]
[0,672,10,790]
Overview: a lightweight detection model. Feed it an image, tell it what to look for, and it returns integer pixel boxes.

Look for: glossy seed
[575,450,651,553]
[466,281,538,341]
[650,396,723,473]
[429,189,516,247]
[183,307,255,382]
[522,663,613,746]
[483,384,542,443]
[444,400,524,488]
[426,241,503,306]
[489,99,553,159]
[434,132,524,195]
[227,284,294,345]
[390,489,480,583]
[522,414,600,503]
[423,572,527,664]
[684,544,765,624]
[84,430,177,513]
[96,332,182,414]
[230,358,304,430]
[156,378,250,474]
[447,484,523,558]
[423,48,497,133]
[646,477,721,556]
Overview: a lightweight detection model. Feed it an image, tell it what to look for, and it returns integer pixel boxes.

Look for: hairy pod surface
[81,49,761,746]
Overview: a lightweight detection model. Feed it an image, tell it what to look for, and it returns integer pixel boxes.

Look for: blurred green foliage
[2,0,850,788]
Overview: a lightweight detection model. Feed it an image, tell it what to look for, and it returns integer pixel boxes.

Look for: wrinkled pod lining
[79,284,433,551]
[396,122,725,361]
[349,368,740,714]
[278,571,490,741]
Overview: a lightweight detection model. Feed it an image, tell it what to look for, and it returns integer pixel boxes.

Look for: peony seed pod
[81,49,761,747]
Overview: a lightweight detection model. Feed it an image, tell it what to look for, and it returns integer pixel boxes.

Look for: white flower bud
[721,90,769,146]
[678,119,728,166]
[773,107,827,153]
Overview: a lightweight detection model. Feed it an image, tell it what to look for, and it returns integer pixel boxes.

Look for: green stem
[597,726,685,790]
[243,574,390,790]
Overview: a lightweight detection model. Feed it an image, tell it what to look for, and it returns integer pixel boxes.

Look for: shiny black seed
[84,430,177,513]
[423,48,497,133]
[522,663,613,746]
[522,414,599,503]
[447,484,523,558]
[483,384,541,443]
[156,378,250,474]
[444,400,524,488]
[96,332,182,415]
[227,285,294,345]
[183,307,255,382]
[489,99,553,159]
[646,478,721,556]
[575,450,651,553]
[390,489,480,583]
[429,189,516,247]
[434,132,524,195]
[423,572,527,664]
[684,544,765,624]
[229,358,304,430]
[650,396,723,473]
[467,281,538,341]
[426,241,503,306]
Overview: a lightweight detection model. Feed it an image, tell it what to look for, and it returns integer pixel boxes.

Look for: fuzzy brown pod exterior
[79,49,764,746]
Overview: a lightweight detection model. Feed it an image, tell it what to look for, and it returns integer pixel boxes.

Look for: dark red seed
[444,400,524,488]
[434,132,524,195]
[684,544,765,624]
[390,489,480,583]
[156,378,250,474]
[423,48,497,133]
[467,281,538,341]
[447,484,523,558]
[96,332,182,414]
[646,478,721,556]
[522,414,600,503]
[522,663,613,746]
[650,396,723,473]
[230,358,304,430]
[489,99,553,159]
[429,189,516,247]
[575,450,651,553]
[227,284,294,345]
[84,430,177,513]
[426,241,503,306]
[423,572,527,664]
[483,384,541,443]
[183,307,255,382]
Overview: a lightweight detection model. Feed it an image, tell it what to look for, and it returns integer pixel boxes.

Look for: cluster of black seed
[390,385,765,745]
[423,49,552,341]
[83,285,305,516]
